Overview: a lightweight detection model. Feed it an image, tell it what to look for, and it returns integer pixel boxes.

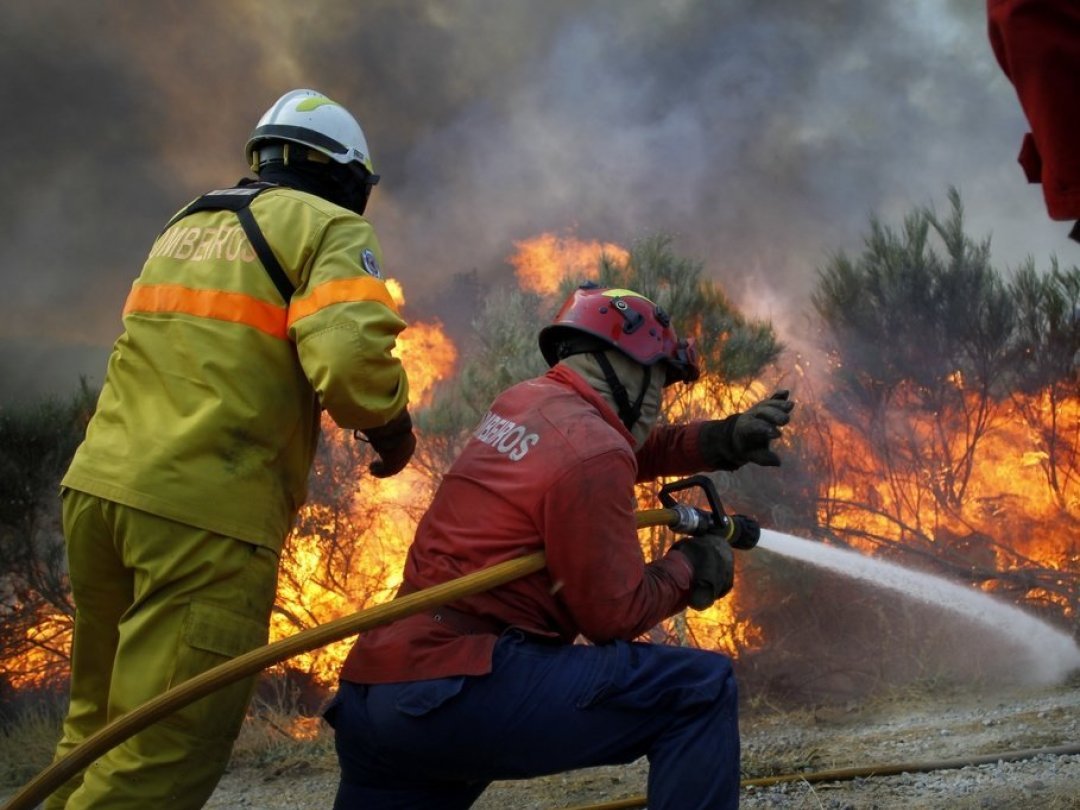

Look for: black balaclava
[257,152,375,216]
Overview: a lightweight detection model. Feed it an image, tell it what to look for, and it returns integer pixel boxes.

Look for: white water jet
[757,529,1080,686]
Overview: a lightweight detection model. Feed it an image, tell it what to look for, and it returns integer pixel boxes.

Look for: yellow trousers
[45,490,280,810]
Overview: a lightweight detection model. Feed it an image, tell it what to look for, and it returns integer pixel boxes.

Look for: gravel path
[4,682,1075,808]
[191,682,1079,809]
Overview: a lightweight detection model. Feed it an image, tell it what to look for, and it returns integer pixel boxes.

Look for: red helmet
[538,284,700,385]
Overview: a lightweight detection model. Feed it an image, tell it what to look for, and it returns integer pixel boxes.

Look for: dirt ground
[4,680,1075,809]
[194,680,1079,809]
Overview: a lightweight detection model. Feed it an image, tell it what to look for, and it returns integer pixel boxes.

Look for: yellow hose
[2,509,680,810]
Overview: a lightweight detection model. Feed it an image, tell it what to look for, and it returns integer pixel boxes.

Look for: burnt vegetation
[1,190,1078,713]
[808,189,1079,632]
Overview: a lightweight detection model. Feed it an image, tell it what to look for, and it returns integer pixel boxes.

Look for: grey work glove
[671,528,736,610]
[699,389,794,469]
[357,409,416,478]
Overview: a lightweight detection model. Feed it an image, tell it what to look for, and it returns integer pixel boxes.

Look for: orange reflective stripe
[123,283,288,340]
[287,276,398,328]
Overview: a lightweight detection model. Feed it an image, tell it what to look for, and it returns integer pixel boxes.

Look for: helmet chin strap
[591,352,651,432]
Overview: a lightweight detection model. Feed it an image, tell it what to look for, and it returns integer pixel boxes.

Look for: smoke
[0,0,1072,402]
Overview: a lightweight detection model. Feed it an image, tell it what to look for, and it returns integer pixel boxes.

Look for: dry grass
[0,690,66,786]
[0,678,334,791]
[229,677,336,769]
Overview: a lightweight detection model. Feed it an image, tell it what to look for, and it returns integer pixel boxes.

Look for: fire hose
[3,476,743,810]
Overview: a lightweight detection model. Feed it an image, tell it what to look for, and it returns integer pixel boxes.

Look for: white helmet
[245,89,376,176]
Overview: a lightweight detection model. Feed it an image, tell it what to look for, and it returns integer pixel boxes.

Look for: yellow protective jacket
[62,183,410,551]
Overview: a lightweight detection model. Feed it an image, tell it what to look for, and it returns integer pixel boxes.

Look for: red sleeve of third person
[988,0,1080,220]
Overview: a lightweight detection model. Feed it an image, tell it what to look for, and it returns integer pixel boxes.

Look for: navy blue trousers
[325,631,739,809]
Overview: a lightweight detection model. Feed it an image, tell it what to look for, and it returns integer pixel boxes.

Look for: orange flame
[3,616,69,689]
[509,232,630,294]
[821,389,1079,616]
[267,306,456,685]
[396,321,458,406]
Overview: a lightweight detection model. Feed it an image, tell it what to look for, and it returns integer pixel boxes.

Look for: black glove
[358,409,416,478]
[699,390,794,469]
[671,527,736,610]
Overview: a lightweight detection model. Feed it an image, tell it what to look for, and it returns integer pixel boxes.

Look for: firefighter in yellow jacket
[45,89,412,810]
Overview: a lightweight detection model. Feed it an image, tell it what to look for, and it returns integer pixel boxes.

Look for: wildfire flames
[270,290,458,686]
[4,233,1078,698]
[824,390,1079,616]
[509,232,629,294]
[4,617,68,691]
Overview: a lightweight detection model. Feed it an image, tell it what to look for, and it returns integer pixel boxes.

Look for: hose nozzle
[729,515,760,550]
[659,475,760,550]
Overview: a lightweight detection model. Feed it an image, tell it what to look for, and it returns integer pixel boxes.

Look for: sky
[0,0,1074,404]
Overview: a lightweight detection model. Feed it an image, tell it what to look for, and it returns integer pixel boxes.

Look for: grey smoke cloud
[0,0,1072,402]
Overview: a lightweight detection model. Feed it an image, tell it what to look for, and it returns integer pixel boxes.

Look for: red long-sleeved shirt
[988,0,1080,220]
[341,365,711,684]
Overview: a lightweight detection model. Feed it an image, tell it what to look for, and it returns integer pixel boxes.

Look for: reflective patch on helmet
[296,96,339,112]
[602,288,656,305]
[360,248,382,278]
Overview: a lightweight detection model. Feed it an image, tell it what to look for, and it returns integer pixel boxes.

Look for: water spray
[756,529,1080,684]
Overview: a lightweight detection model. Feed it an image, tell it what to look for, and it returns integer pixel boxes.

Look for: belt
[397,581,507,636]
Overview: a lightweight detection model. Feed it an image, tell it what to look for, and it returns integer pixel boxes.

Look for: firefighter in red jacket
[325,284,794,810]
[47,90,413,809]
[988,0,1080,241]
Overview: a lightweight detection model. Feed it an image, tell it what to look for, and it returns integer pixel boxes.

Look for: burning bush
[809,189,1080,632]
